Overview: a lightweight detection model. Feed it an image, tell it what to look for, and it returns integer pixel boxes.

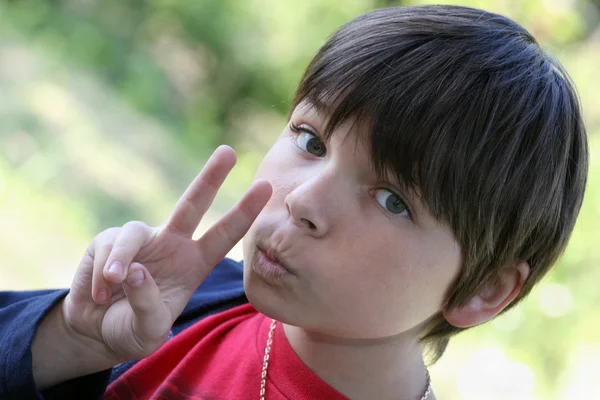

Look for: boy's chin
[243,280,279,319]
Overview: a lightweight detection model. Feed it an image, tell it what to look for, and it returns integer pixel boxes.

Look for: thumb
[122,263,172,346]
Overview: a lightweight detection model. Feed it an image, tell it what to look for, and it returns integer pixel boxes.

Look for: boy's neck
[282,323,435,400]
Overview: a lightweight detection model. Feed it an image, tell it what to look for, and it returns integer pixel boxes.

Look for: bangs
[290,6,557,225]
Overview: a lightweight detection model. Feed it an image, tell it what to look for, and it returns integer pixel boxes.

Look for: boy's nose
[284,175,338,238]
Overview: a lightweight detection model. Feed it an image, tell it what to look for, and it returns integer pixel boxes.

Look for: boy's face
[243,101,462,339]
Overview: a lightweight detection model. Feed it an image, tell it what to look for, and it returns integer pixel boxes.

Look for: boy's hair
[290,5,588,362]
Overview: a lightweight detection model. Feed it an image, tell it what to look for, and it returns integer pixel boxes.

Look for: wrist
[32,298,119,389]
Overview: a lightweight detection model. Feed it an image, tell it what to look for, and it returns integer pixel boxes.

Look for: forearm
[32,298,118,390]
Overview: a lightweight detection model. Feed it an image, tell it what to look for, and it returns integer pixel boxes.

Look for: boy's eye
[373,188,408,215]
[296,131,326,157]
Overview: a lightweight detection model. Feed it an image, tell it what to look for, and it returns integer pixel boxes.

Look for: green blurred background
[0,0,598,398]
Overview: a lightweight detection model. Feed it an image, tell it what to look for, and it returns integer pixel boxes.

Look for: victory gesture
[32,145,271,388]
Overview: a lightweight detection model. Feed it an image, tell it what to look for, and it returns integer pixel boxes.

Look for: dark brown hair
[290,5,588,362]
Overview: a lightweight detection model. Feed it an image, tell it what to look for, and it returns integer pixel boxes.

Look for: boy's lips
[252,246,295,285]
[256,245,294,274]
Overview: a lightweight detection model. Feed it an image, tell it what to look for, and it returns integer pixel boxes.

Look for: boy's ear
[443,261,530,328]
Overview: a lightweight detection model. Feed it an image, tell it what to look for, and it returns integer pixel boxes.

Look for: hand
[62,145,271,364]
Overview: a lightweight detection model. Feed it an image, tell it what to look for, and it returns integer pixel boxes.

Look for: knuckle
[182,196,203,216]
[110,243,134,258]
[237,205,254,226]
[99,242,114,255]
[215,220,236,243]
[92,228,120,245]
[200,169,222,190]
[123,220,148,233]
[106,226,121,235]
[91,228,121,254]
[98,227,121,240]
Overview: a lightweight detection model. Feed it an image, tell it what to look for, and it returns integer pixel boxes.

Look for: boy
[0,4,587,400]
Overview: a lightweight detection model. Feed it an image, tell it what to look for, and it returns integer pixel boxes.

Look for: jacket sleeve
[0,290,112,400]
[1,258,247,398]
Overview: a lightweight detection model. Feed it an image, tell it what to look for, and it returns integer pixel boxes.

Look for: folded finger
[103,221,154,285]
[122,263,172,349]
[92,241,115,304]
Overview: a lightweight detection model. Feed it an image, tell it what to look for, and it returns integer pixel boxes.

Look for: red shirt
[103,303,349,399]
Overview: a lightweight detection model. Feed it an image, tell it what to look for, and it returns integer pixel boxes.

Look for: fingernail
[108,262,123,276]
[97,289,107,303]
[126,270,145,287]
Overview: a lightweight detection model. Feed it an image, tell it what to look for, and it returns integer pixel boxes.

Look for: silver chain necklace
[259,319,432,400]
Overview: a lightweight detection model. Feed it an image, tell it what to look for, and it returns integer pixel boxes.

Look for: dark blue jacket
[0,258,248,400]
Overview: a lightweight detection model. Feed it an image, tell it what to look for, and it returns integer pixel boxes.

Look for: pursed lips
[256,244,295,275]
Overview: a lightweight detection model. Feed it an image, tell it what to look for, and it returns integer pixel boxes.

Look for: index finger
[165,145,237,237]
